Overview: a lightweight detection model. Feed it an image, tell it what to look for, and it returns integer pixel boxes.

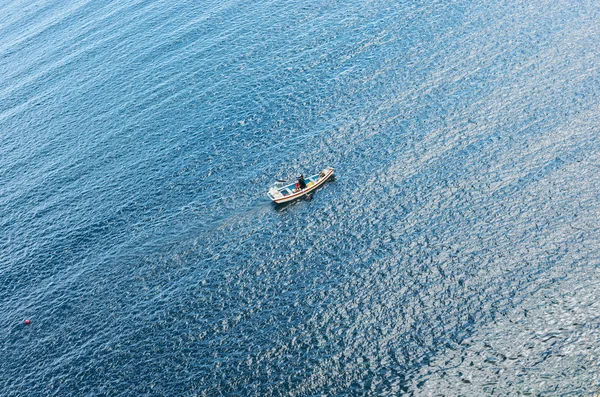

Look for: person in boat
[298,175,307,190]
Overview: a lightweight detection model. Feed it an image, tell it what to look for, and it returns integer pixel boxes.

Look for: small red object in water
[24,319,31,325]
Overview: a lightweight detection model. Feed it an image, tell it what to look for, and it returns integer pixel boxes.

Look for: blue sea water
[1,0,600,395]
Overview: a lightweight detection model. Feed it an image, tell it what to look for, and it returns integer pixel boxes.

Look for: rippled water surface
[1,0,600,395]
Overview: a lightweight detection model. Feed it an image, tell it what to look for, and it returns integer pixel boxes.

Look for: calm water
[1,0,600,395]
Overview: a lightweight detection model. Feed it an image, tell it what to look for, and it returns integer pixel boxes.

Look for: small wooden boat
[267,167,334,203]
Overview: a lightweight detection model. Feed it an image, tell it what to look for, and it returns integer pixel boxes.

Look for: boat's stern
[267,187,283,201]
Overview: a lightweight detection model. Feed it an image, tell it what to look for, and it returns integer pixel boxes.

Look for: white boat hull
[267,167,334,203]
